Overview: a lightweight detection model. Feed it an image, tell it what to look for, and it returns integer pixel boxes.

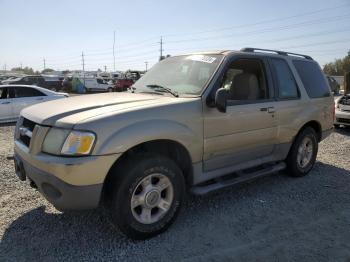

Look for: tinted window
[293,60,330,98]
[270,58,299,99]
[15,86,46,97]
[0,87,8,99]
[96,78,104,84]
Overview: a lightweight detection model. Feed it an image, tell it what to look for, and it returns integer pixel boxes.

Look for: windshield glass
[133,54,223,95]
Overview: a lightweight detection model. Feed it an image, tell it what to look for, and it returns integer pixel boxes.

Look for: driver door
[203,57,278,171]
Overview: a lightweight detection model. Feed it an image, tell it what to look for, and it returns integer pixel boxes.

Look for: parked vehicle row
[13,48,334,240]
[1,75,64,91]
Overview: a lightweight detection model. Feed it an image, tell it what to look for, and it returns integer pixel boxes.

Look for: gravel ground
[0,124,350,261]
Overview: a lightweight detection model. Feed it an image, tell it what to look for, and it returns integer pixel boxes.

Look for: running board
[190,162,286,195]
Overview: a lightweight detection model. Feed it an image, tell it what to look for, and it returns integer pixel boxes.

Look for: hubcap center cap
[145,190,160,208]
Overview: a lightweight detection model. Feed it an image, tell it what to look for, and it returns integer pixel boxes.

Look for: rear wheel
[107,154,185,239]
[286,127,318,177]
[107,87,113,92]
[334,124,340,128]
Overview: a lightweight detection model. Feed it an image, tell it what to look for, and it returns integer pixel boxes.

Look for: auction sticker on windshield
[186,55,216,63]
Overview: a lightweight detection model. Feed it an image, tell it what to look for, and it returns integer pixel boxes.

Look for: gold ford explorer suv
[14,48,334,239]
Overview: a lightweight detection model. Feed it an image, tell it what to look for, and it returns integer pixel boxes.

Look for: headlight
[61,131,96,155]
[42,128,96,156]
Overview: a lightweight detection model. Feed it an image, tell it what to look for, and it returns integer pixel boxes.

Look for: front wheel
[286,127,318,177]
[107,154,185,239]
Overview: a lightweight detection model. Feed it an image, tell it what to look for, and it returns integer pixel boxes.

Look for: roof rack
[240,47,313,60]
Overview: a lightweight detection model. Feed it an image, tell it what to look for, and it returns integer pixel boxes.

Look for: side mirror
[215,88,227,113]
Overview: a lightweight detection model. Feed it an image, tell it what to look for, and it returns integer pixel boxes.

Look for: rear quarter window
[293,60,330,98]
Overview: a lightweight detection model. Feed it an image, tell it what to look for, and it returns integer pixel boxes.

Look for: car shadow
[334,126,350,136]
[1,162,350,261]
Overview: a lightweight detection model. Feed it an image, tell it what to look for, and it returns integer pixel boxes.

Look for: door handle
[1,101,11,104]
[260,107,275,113]
[267,107,275,113]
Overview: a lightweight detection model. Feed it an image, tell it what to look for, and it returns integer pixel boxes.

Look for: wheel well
[102,140,193,200]
[298,121,322,142]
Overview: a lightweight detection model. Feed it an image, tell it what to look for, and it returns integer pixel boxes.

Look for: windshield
[133,54,223,95]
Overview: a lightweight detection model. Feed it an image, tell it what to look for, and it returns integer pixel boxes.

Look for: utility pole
[104,65,107,72]
[159,36,164,61]
[113,30,116,72]
[82,51,85,85]
[43,58,46,70]
[20,63,22,70]
[145,61,148,72]
[4,64,6,72]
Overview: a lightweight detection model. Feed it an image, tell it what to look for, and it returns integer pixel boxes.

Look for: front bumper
[14,154,103,211]
[14,141,120,211]
[335,109,350,126]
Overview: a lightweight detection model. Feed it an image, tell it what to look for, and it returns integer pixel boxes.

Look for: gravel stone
[0,125,349,261]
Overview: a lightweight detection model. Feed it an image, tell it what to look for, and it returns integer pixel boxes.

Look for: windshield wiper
[146,84,179,97]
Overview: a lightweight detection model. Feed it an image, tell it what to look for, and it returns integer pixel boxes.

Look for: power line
[163,3,350,38]
[165,14,350,44]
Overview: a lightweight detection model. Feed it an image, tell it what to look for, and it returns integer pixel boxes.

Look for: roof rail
[240,47,313,60]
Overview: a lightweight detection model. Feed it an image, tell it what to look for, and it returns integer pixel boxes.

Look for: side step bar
[190,162,286,195]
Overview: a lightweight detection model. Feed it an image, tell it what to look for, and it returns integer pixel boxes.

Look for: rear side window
[293,60,330,98]
[270,58,299,99]
[15,86,46,97]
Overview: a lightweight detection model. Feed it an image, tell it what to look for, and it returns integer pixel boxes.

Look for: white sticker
[186,55,216,64]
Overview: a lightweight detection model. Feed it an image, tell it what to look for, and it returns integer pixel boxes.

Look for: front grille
[19,118,37,147]
[337,118,350,124]
[22,118,36,131]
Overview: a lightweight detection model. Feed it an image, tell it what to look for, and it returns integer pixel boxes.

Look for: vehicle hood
[21,92,188,127]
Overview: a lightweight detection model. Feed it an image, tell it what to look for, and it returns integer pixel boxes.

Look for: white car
[334,94,350,128]
[0,85,68,123]
[80,77,114,92]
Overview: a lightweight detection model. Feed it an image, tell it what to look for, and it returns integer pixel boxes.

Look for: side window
[270,58,299,99]
[15,86,46,97]
[293,60,330,98]
[0,87,8,99]
[222,59,269,102]
[96,78,104,84]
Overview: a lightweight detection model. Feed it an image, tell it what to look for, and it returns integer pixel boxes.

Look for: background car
[74,77,114,93]
[334,94,350,128]
[0,84,68,123]
[114,78,134,92]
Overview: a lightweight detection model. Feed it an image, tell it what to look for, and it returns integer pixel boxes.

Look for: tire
[107,153,185,239]
[107,87,113,92]
[286,127,318,177]
[334,124,340,128]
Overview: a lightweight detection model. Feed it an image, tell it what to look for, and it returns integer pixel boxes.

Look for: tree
[11,66,36,75]
[41,68,54,74]
[323,51,350,76]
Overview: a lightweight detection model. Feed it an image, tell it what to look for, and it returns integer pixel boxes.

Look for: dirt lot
[0,124,350,261]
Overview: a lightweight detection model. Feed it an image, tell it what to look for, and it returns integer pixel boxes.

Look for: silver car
[335,94,350,127]
[0,85,68,123]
